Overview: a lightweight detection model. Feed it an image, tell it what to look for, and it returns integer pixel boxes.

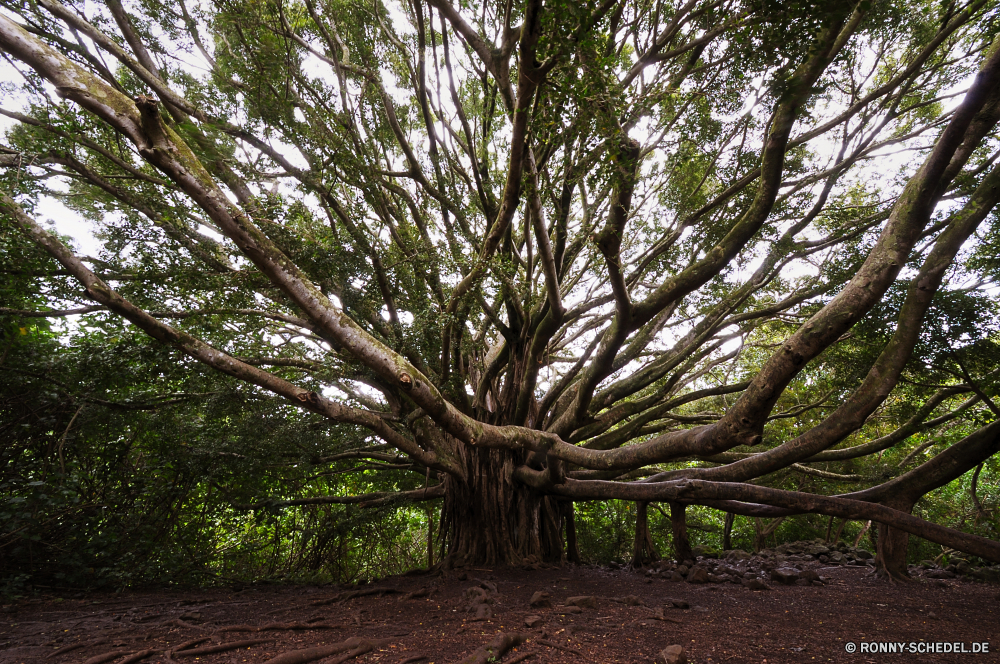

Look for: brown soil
[2,565,998,664]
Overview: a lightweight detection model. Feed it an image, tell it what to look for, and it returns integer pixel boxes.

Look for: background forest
[2,304,996,594]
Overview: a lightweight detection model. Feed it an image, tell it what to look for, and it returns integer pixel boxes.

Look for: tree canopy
[1,0,1000,581]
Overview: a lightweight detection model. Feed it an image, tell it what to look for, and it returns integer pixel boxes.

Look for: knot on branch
[398,372,413,390]
[134,95,169,145]
[296,390,321,407]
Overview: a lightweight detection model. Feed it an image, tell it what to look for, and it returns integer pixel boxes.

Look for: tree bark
[631,501,660,568]
[723,511,735,551]
[875,498,916,581]
[440,447,563,566]
[669,502,693,562]
[563,501,580,564]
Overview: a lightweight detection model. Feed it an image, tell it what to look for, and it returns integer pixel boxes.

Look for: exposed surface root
[83,651,131,664]
[506,652,537,664]
[261,636,391,664]
[536,638,584,656]
[216,622,341,632]
[172,636,211,651]
[454,632,527,664]
[172,638,273,657]
[119,649,156,664]
[48,637,109,657]
[311,588,399,605]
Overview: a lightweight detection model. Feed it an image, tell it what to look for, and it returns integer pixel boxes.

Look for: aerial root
[261,636,392,664]
[454,632,528,664]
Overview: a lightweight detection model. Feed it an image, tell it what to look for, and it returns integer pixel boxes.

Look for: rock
[676,565,689,577]
[818,555,829,563]
[798,569,820,583]
[827,551,844,563]
[972,567,1000,584]
[472,603,493,621]
[686,567,709,584]
[726,550,751,560]
[524,615,544,628]
[665,598,689,609]
[529,591,552,608]
[654,644,687,664]
[556,605,583,614]
[180,612,202,621]
[925,569,955,579]
[804,544,830,556]
[615,595,644,606]
[669,571,684,582]
[795,578,811,586]
[769,568,800,585]
[480,580,498,593]
[566,595,598,609]
[742,578,769,590]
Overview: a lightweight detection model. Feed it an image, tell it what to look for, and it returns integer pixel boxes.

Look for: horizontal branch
[537,476,1000,562]
[239,484,446,510]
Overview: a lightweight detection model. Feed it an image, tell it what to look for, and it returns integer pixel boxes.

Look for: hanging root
[454,632,528,664]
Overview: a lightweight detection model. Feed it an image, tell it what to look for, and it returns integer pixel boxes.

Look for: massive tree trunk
[440,447,564,567]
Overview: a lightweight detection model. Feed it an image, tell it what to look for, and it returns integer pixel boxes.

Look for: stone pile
[909,558,1000,583]
[642,539,877,588]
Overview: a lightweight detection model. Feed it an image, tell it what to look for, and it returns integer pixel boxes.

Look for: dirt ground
[2,564,998,664]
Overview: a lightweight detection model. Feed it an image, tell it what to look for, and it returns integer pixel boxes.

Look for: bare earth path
[2,565,997,664]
